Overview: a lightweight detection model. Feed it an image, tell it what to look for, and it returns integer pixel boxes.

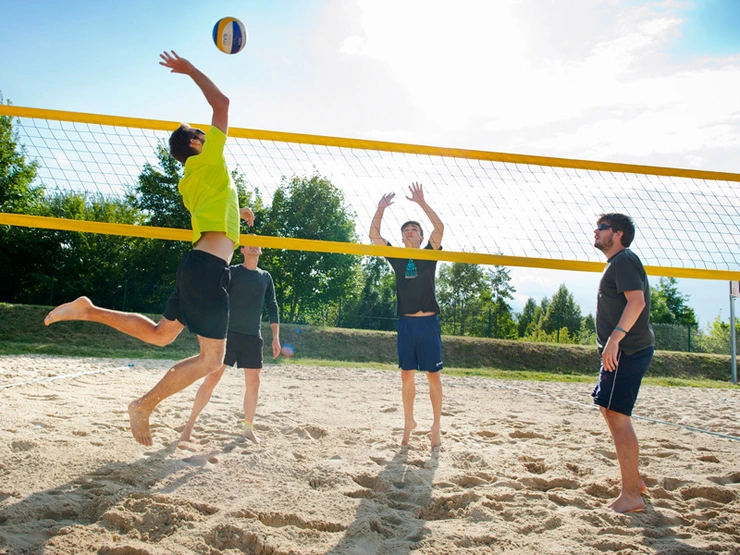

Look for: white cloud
[338,0,740,169]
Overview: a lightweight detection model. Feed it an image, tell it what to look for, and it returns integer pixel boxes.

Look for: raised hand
[406,182,425,205]
[159,50,196,76]
[378,192,396,209]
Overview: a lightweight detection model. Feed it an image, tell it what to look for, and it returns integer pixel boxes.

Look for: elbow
[215,94,230,112]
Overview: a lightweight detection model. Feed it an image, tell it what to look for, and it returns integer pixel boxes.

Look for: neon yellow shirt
[179,126,240,245]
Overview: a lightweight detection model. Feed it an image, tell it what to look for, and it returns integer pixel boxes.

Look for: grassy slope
[0,303,734,387]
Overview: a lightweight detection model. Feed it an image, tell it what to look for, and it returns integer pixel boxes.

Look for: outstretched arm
[407,182,444,249]
[159,50,230,134]
[370,193,395,246]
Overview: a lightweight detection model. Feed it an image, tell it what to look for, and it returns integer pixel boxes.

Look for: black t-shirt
[386,241,441,316]
[228,265,279,336]
[596,248,655,355]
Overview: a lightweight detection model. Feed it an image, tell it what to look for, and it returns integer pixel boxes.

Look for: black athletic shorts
[223,330,264,369]
[592,346,654,416]
[163,250,231,339]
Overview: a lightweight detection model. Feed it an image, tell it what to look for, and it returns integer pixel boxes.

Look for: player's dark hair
[401,220,424,237]
[169,124,199,165]
[598,213,636,247]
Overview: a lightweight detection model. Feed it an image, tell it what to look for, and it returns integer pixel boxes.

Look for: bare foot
[240,421,261,444]
[401,418,417,446]
[44,296,93,326]
[608,480,647,509]
[430,423,441,449]
[179,427,193,443]
[608,493,645,513]
[128,400,153,446]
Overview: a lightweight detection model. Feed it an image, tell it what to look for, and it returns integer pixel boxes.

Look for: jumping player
[44,51,254,446]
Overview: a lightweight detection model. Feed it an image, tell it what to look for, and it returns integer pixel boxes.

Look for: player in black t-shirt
[370,182,445,449]
[592,213,655,513]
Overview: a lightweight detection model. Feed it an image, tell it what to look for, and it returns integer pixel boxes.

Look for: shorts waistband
[187,249,230,268]
[399,314,439,321]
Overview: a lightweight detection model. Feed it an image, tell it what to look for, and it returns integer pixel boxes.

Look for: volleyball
[281,343,295,358]
[212,17,248,54]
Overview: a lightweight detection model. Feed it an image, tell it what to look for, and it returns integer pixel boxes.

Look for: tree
[517,297,538,338]
[486,265,517,339]
[696,315,738,355]
[259,173,360,323]
[651,277,697,326]
[341,256,396,331]
[579,314,596,345]
[0,99,54,304]
[0,98,42,213]
[437,262,487,335]
[541,284,582,339]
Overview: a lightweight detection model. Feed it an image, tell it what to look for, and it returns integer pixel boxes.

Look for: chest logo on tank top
[405,259,418,279]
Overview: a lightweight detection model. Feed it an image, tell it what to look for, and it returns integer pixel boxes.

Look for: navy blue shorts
[163,250,231,340]
[592,346,654,416]
[397,315,443,373]
[223,331,264,369]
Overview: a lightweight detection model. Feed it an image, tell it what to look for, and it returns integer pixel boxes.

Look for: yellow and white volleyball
[212,17,248,54]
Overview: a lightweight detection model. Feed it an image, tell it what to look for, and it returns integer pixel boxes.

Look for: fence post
[687,323,691,352]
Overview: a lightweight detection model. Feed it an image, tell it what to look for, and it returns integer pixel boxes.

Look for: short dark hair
[169,124,199,165]
[598,213,636,247]
[401,220,423,237]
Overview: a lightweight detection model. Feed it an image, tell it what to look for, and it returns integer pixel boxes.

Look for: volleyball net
[1,104,739,281]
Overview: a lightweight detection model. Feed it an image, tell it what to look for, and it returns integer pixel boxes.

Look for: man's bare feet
[44,296,93,326]
[241,422,261,444]
[608,493,645,513]
[128,400,153,446]
[430,423,441,449]
[401,418,417,446]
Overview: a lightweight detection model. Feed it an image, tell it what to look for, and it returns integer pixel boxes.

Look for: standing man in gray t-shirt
[591,213,655,513]
[180,244,280,444]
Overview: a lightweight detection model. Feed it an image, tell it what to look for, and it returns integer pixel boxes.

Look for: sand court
[1,354,739,554]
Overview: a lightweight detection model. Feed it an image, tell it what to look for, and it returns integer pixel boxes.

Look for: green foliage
[651,277,697,326]
[541,284,582,335]
[524,324,578,344]
[340,256,396,331]
[259,173,361,323]
[578,314,596,345]
[437,261,487,335]
[695,315,738,355]
[0,99,42,214]
[40,192,143,308]
[517,297,538,337]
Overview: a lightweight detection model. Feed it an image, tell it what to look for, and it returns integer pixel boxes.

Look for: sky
[1,0,739,327]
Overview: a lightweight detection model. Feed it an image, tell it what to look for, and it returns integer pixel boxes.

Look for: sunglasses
[596,223,617,231]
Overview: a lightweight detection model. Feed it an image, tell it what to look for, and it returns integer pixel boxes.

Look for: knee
[151,324,179,346]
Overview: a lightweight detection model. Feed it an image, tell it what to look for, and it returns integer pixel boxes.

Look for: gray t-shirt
[596,248,655,355]
[228,265,279,336]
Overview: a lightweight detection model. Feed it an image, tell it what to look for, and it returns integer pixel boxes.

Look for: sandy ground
[1,354,739,555]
